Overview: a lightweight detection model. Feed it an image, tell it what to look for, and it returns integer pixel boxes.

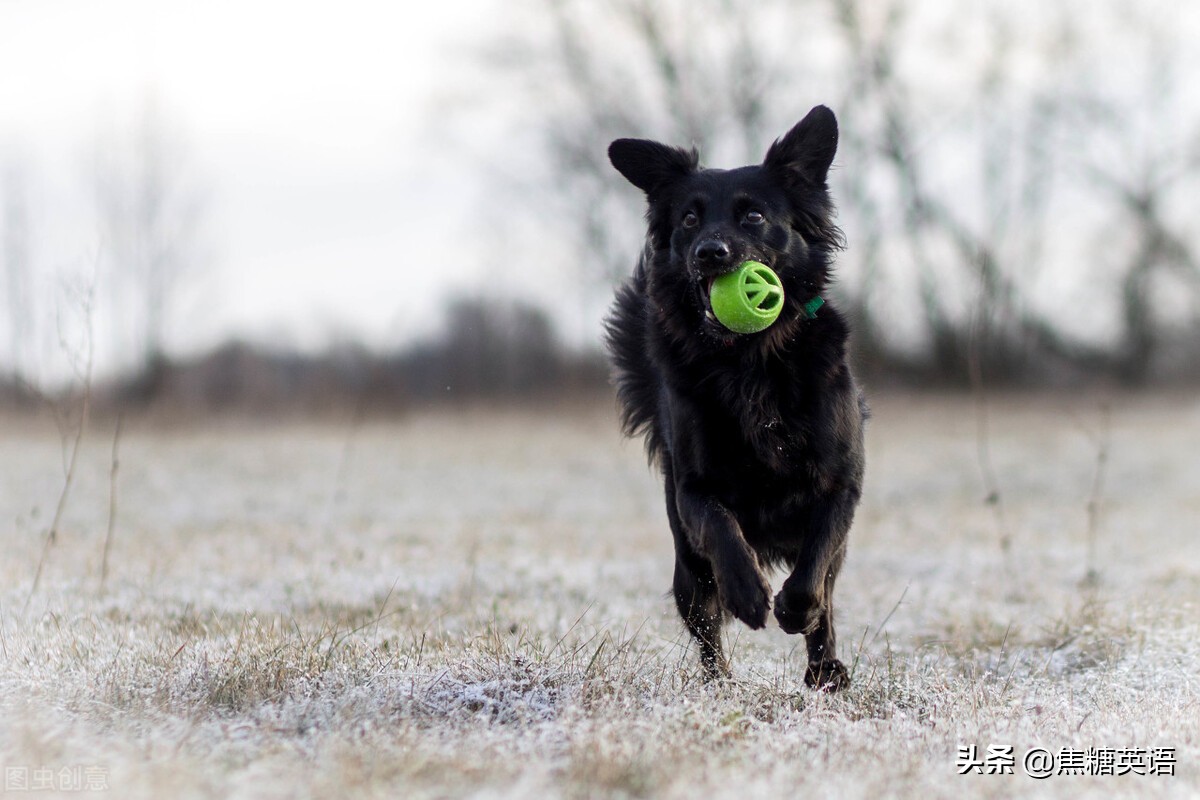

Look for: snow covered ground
[1,391,1198,798]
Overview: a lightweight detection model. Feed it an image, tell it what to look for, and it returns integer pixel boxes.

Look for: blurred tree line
[4,0,1200,415]
[0,296,606,415]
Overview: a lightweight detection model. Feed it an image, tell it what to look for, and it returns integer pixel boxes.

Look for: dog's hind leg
[800,547,850,691]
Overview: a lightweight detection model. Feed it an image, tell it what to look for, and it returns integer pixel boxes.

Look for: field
[1,391,1198,798]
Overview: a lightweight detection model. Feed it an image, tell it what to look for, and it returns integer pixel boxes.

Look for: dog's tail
[603,256,665,465]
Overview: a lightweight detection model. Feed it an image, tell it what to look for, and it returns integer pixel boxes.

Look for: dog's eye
[743,210,765,225]
[682,211,699,228]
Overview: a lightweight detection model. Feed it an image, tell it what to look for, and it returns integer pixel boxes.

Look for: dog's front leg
[673,480,771,630]
[664,395,771,631]
[773,491,857,691]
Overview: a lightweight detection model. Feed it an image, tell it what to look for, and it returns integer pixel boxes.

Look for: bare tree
[828,0,1134,379]
[92,95,208,399]
[486,0,1200,382]
[2,156,34,394]
[488,0,826,292]
[1071,3,1200,383]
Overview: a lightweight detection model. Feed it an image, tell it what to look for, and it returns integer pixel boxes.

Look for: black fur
[604,106,867,690]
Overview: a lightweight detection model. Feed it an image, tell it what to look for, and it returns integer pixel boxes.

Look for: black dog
[604,106,866,690]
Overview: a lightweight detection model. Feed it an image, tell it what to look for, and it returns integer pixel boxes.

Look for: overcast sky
[5,1,1200,384]
[0,0,504,378]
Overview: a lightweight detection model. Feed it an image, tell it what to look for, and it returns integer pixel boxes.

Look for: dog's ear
[608,139,698,195]
[764,105,838,186]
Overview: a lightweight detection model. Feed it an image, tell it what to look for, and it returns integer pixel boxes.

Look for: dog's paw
[773,589,821,635]
[700,657,732,682]
[805,659,850,692]
[718,564,771,630]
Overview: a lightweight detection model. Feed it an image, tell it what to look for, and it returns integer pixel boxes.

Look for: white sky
[0,0,501,377]
[4,0,1200,383]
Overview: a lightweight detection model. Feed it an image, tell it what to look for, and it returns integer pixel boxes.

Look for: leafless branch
[26,273,97,609]
[100,413,123,592]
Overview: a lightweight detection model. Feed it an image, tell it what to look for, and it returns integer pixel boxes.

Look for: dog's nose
[694,239,732,266]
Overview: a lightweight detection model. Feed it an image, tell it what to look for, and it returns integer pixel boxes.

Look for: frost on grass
[1,397,1199,798]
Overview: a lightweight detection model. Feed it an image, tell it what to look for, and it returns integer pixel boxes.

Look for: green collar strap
[801,295,824,320]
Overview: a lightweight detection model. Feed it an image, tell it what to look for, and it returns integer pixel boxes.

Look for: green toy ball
[709,261,785,334]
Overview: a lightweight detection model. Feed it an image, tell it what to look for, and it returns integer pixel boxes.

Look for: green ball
[709,261,784,334]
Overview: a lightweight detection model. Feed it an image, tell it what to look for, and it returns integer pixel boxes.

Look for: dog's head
[609,106,844,346]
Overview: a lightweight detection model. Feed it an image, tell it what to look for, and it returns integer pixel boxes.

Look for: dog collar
[801,295,824,320]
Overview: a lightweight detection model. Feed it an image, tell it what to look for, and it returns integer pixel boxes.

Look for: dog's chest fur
[674,355,801,468]
[664,342,840,494]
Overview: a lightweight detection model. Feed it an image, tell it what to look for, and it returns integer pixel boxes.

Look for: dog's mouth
[702,275,717,323]
[696,271,741,338]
